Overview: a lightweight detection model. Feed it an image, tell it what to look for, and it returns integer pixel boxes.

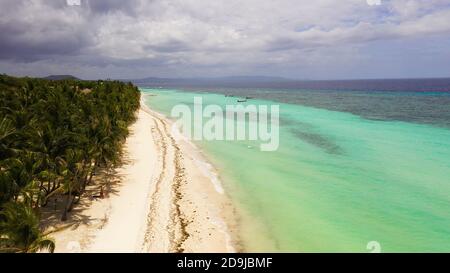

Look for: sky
[0,0,450,80]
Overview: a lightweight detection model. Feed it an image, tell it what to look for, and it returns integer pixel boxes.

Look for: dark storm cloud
[0,0,93,61]
[0,21,89,61]
[0,38,84,62]
[0,0,150,62]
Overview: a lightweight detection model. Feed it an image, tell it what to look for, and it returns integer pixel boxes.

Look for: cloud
[84,0,141,15]
[0,0,449,79]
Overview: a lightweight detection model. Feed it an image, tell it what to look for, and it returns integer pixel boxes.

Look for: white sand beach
[45,101,237,253]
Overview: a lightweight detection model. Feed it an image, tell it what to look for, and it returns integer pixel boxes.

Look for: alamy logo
[171,97,280,152]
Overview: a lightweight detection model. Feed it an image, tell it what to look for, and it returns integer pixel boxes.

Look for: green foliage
[0,74,140,252]
[0,202,55,253]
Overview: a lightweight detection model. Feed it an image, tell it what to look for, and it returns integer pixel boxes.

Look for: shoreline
[44,98,238,253]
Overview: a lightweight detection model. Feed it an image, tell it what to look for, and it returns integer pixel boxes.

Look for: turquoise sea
[141,87,450,253]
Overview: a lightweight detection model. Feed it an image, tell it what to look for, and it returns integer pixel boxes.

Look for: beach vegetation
[0,75,140,252]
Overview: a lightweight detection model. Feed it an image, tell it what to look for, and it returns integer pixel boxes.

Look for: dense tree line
[0,75,140,252]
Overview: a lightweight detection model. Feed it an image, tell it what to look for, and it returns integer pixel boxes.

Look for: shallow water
[142,88,450,252]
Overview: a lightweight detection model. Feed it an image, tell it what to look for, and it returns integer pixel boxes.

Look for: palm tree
[0,117,15,143]
[0,117,16,161]
[0,74,141,249]
[60,148,84,221]
[0,202,55,253]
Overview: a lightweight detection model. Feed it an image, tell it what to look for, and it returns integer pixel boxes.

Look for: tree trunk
[61,190,72,221]
[35,192,41,209]
[68,193,79,212]
[81,161,89,191]
[47,180,51,195]
[87,161,97,186]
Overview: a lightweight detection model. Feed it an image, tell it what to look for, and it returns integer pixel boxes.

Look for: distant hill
[43,75,80,81]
